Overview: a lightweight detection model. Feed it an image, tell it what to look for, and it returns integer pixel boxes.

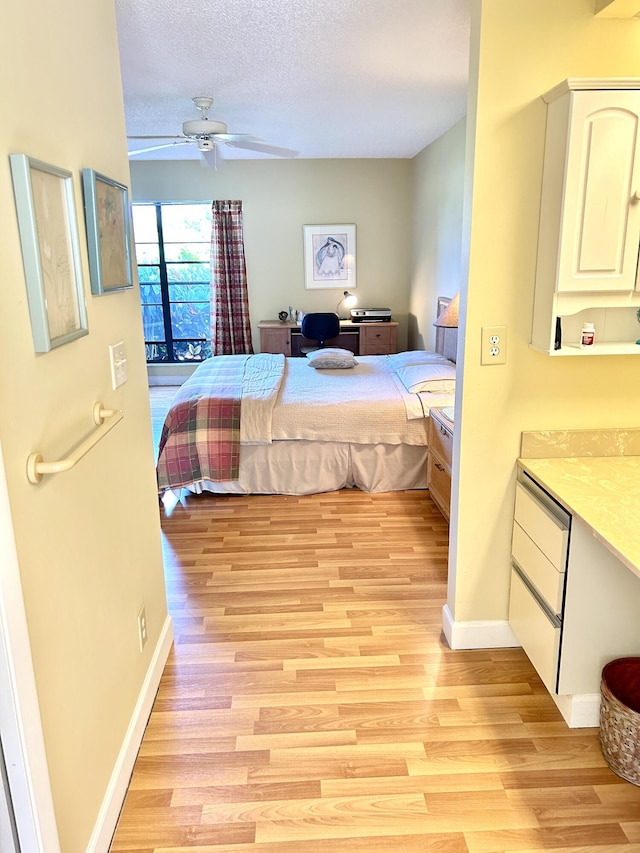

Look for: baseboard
[147,375,188,386]
[147,364,197,386]
[442,604,520,649]
[86,614,173,853]
[552,692,601,728]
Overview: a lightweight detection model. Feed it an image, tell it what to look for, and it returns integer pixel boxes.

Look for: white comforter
[270,356,446,446]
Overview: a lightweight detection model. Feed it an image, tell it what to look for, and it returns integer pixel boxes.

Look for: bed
[157,302,457,496]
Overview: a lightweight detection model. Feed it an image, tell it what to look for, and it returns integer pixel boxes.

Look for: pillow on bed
[395,362,456,393]
[387,350,452,371]
[306,348,357,369]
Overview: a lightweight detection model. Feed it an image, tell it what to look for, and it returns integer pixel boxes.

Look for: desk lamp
[336,291,357,320]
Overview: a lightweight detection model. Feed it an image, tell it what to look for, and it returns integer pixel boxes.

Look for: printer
[350,308,392,322]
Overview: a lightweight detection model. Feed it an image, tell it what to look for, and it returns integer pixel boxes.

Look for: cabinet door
[359,323,397,354]
[557,90,640,293]
[260,327,290,355]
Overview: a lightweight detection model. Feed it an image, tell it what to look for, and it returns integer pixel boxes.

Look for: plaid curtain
[210,200,254,355]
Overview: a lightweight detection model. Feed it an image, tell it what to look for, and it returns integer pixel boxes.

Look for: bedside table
[427,406,454,521]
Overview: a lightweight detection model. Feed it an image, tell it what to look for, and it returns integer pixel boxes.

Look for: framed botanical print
[82,168,134,294]
[10,154,88,352]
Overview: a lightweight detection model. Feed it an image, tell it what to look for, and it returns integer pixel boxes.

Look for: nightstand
[427,406,454,521]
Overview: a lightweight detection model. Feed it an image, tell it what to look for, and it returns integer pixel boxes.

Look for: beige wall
[409,119,466,351]
[0,1,168,849]
[450,0,640,628]
[130,159,414,353]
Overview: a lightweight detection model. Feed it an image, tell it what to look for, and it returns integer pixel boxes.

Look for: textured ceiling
[115,0,470,162]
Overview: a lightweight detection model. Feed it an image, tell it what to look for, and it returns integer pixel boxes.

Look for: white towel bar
[27,402,124,484]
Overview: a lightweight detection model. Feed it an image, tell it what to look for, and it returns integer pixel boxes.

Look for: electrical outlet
[481,326,507,365]
[137,605,147,653]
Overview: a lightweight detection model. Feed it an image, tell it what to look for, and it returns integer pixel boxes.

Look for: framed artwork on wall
[82,168,134,295]
[9,154,88,353]
[303,224,356,290]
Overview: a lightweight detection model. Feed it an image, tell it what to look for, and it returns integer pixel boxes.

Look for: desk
[509,428,640,727]
[258,320,398,357]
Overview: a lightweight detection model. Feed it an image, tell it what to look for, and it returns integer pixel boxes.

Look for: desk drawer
[509,567,561,694]
[512,521,565,615]
[514,481,569,571]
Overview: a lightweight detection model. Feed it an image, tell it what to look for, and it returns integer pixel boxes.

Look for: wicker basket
[599,657,640,786]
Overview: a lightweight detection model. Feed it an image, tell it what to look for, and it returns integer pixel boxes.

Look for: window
[132,202,213,363]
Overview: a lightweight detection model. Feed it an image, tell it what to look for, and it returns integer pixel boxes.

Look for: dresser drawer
[429,417,453,468]
[514,481,569,571]
[509,567,561,694]
[427,451,451,516]
[512,521,565,614]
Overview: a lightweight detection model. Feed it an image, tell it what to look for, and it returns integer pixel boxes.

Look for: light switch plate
[109,341,127,389]
[481,326,507,365]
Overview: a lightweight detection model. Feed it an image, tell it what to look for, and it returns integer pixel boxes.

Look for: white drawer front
[514,482,569,570]
[511,521,565,614]
[509,568,560,694]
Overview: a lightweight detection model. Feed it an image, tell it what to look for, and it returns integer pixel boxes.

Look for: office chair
[300,312,341,354]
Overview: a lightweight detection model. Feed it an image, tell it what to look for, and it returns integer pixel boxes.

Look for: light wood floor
[109,388,640,852]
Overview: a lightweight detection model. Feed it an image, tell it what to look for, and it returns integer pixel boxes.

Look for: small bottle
[580,322,595,348]
[554,317,562,350]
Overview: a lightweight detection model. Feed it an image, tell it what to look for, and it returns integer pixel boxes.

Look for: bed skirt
[185,440,428,496]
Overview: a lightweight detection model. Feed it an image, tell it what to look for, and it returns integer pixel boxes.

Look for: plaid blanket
[156,354,284,491]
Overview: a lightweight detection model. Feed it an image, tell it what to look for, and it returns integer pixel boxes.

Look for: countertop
[518,456,640,579]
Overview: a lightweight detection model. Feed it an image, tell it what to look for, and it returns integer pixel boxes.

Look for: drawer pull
[512,560,561,627]
[435,462,445,472]
[438,424,448,436]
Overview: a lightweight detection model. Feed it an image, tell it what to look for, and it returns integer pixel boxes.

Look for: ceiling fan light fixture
[182,119,228,137]
[192,96,214,112]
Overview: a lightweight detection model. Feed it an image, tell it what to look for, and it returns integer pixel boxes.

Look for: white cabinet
[531,78,640,355]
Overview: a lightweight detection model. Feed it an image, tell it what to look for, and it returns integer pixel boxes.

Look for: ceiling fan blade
[128,140,194,156]
[212,133,253,142]
[223,139,298,158]
[127,135,186,140]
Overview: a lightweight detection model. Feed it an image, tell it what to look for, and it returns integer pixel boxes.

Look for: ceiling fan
[127,96,298,165]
